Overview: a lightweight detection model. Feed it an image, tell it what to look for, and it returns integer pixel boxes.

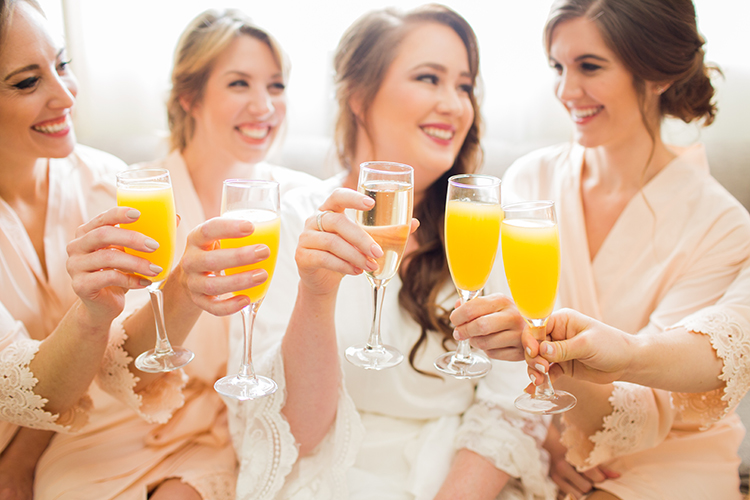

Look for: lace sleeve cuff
[455,402,556,499]
[96,322,186,424]
[0,339,91,432]
[230,349,364,500]
[671,307,750,429]
[562,382,651,470]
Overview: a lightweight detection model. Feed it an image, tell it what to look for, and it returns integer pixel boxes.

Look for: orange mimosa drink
[501,218,560,320]
[445,200,503,292]
[117,183,176,282]
[220,209,280,303]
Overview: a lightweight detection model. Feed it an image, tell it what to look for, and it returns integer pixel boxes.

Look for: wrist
[621,332,648,384]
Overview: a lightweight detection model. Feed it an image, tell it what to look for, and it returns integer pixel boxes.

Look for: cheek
[273,97,287,121]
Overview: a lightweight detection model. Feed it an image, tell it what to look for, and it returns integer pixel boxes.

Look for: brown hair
[167,9,289,152]
[333,4,483,373]
[544,0,718,129]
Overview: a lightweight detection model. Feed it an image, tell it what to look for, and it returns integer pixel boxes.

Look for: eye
[459,84,474,95]
[268,82,285,95]
[14,76,40,90]
[581,62,601,72]
[550,62,563,75]
[229,79,249,88]
[57,59,71,74]
[416,73,438,85]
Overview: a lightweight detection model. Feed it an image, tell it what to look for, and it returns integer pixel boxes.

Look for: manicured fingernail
[535,363,547,374]
[525,347,532,357]
[254,245,270,259]
[239,221,254,233]
[530,373,536,384]
[371,244,384,258]
[144,238,159,250]
[149,264,163,275]
[544,343,554,355]
[139,278,151,287]
[126,209,140,220]
[251,269,267,282]
[453,329,462,340]
[363,196,375,207]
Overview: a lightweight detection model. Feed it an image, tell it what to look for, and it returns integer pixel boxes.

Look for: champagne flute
[214,179,280,400]
[345,161,414,370]
[434,174,502,379]
[117,168,194,372]
[501,200,576,414]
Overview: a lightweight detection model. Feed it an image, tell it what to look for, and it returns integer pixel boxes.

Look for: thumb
[539,337,584,364]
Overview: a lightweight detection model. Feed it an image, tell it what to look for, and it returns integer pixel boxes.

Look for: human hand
[66,207,157,326]
[0,465,33,500]
[295,188,410,297]
[179,217,271,316]
[451,293,527,361]
[524,308,634,387]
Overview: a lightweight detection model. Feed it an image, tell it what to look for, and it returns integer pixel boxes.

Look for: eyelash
[550,62,602,74]
[12,59,71,90]
[417,74,473,95]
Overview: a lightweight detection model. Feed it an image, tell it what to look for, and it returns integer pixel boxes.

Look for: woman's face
[549,17,659,149]
[188,34,286,165]
[359,21,475,190]
[0,2,78,164]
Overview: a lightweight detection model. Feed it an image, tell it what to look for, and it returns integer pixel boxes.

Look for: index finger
[450,293,514,329]
[319,187,375,214]
[188,217,255,250]
[76,206,140,238]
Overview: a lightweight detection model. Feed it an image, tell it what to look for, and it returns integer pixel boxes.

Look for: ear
[349,92,364,120]
[179,95,193,114]
[652,81,673,95]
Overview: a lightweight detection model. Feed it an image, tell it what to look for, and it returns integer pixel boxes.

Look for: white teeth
[33,117,68,134]
[571,107,602,119]
[238,126,270,139]
[422,126,454,140]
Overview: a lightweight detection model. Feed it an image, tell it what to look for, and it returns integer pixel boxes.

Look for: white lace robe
[228,173,557,500]
[503,142,750,500]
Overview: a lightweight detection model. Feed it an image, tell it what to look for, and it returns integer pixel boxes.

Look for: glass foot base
[135,347,194,373]
[345,344,403,370]
[214,374,277,401]
[434,351,492,379]
[514,390,577,414]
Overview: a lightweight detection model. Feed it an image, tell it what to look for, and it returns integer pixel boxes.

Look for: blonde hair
[167,9,289,152]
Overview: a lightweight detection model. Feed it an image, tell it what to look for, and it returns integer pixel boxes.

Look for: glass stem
[454,289,481,362]
[147,282,173,355]
[530,325,556,400]
[366,281,387,349]
[238,302,261,380]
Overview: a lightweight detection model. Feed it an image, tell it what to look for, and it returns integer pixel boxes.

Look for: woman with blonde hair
[187,4,555,499]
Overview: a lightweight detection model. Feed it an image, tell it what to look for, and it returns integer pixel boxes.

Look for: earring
[656,85,667,95]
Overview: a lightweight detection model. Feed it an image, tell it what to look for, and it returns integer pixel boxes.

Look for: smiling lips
[32,115,70,136]
[421,124,455,143]
[570,106,603,123]
[237,123,272,140]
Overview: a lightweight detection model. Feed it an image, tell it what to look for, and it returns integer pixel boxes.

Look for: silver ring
[316,210,331,232]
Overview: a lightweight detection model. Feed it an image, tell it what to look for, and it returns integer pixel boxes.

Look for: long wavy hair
[333,4,484,374]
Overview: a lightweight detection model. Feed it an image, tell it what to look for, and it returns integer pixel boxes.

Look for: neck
[582,128,675,192]
[0,154,48,204]
[181,142,259,219]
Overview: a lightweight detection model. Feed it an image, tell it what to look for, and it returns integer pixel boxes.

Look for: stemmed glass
[117,168,194,372]
[501,200,576,414]
[434,174,502,379]
[214,180,280,400]
[345,161,414,370]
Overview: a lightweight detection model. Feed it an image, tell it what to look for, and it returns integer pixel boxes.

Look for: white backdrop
[37,0,750,203]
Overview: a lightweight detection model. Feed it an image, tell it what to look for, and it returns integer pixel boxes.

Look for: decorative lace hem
[562,382,650,470]
[180,470,236,500]
[0,339,91,432]
[673,308,750,429]
[96,322,187,424]
[456,402,556,500]
[231,348,365,500]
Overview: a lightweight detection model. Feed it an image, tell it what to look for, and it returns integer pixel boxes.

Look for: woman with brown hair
[188,4,554,499]
[455,0,750,498]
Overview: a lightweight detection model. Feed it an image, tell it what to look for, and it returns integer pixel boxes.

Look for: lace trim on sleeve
[561,382,650,470]
[96,322,186,424]
[231,349,364,500]
[456,401,556,500]
[0,339,91,432]
[671,309,750,429]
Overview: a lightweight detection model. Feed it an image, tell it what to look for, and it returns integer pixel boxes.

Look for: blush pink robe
[502,143,750,500]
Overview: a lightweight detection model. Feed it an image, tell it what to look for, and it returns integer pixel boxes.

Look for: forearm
[434,449,510,500]
[28,301,110,414]
[123,265,203,390]
[623,327,724,393]
[281,283,341,456]
[551,377,616,438]
[0,427,54,471]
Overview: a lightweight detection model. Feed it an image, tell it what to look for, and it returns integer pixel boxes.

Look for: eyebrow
[412,62,472,79]
[575,54,608,62]
[3,49,66,82]
[223,70,284,79]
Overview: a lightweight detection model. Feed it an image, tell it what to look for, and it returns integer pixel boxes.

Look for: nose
[436,85,465,117]
[247,87,274,119]
[48,73,76,110]
[555,68,583,102]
